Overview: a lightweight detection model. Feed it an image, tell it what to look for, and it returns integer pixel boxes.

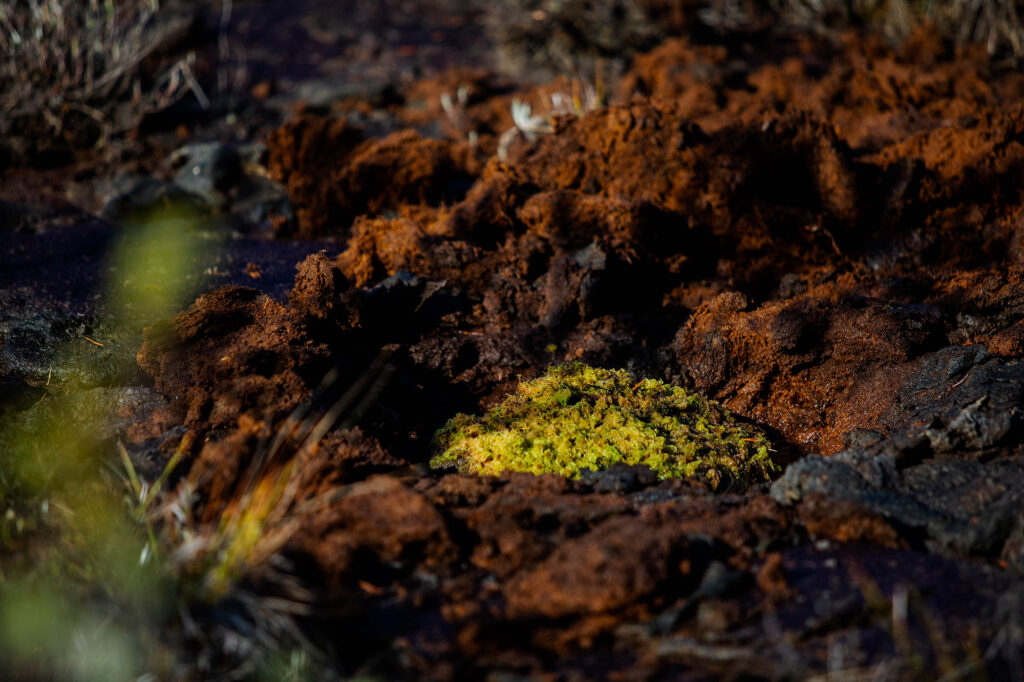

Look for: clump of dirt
[671,287,939,454]
[266,114,480,238]
[137,285,333,434]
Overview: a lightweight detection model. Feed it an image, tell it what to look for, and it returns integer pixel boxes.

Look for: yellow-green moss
[430,363,778,490]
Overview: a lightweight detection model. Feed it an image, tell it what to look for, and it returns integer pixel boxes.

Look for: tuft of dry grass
[489,0,669,80]
[0,0,204,150]
[126,349,399,676]
[768,0,1024,55]
[489,0,1024,79]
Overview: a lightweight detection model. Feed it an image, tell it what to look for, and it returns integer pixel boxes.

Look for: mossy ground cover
[431,363,778,490]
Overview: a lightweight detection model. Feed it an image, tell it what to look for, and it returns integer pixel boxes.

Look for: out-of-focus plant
[905,0,1024,55]
[490,0,1024,69]
[497,75,606,160]
[106,202,208,323]
[0,0,205,150]
[0,196,213,679]
[0,386,178,680]
[0,192,345,677]
[440,85,476,146]
[717,0,1024,55]
[489,0,668,79]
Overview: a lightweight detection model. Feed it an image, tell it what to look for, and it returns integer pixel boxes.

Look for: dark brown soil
[110,26,1024,680]
[6,8,1024,680]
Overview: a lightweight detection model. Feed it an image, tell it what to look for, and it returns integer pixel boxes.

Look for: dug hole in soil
[10,15,1024,680]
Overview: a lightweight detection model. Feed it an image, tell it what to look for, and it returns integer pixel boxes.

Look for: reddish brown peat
[122,28,1024,679]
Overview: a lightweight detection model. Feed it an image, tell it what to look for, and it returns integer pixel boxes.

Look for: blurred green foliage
[0,199,204,679]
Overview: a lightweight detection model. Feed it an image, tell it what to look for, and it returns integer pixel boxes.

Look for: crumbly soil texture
[5,3,1024,680]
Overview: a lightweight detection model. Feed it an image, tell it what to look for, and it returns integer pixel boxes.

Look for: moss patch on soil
[431,363,777,489]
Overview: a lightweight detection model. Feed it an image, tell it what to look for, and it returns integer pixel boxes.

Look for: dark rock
[841,428,884,449]
[171,142,245,199]
[361,272,432,331]
[292,78,395,109]
[13,386,165,443]
[360,271,467,341]
[579,463,659,494]
[777,461,1017,555]
[772,346,1024,559]
[0,293,86,383]
[877,346,1023,455]
[773,449,1024,556]
[169,142,291,229]
[100,177,212,225]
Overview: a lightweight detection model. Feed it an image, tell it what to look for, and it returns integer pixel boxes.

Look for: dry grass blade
[117,441,143,502]
[236,344,398,512]
[116,434,189,565]
[157,344,401,666]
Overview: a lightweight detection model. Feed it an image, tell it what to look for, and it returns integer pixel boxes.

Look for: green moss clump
[430,363,778,490]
